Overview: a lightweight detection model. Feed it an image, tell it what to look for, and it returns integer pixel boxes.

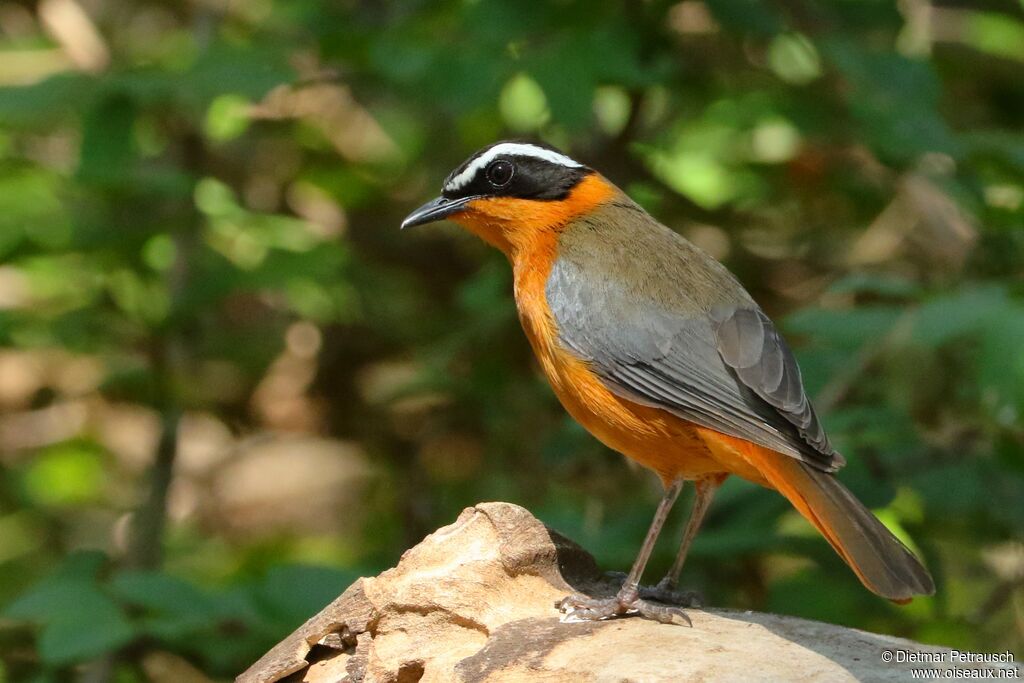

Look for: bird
[401,140,935,623]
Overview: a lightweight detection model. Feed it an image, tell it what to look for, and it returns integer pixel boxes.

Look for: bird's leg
[557,479,690,625]
[641,476,722,606]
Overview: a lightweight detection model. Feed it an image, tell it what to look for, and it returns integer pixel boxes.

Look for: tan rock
[238,502,1020,683]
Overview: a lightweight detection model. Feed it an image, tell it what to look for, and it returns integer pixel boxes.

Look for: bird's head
[401,141,616,254]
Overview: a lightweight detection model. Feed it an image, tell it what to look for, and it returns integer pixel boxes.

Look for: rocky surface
[238,502,1019,683]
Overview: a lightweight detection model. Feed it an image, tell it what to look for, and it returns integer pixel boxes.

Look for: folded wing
[546,244,842,473]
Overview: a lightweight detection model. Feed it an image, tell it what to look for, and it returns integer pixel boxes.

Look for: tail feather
[758,455,935,602]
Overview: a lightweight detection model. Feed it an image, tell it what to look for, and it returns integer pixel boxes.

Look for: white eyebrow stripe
[444,143,582,192]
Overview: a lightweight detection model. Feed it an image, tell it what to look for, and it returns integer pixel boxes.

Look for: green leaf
[0,168,71,255]
[766,571,868,627]
[705,0,783,36]
[204,93,252,142]
[823,39,961,162]
[22,440,107,507]
[0,73,97,128]
[530,39,596,129]
[5,579,99,622]
[37,598,134,666]
[498,73,550,133]
[827,273,921,299]
[785,306,903,348]
[4,552,134,666]
[77,93,138,185]
[769,33,822,85]
[910,285,1009,346]
[966,12,1024,63]
[109,571,226,641]
[179,44,293,110]
[256,565,356,627]
[977,304,1024,412]
[4,552,107,621]
[109,571,219,618]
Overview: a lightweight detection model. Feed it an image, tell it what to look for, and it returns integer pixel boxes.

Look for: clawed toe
[556,592,691,626]
[555,593,623,621]
[632,598,692,625]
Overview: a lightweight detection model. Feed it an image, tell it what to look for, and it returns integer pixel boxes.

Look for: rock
[238,502,1019,683]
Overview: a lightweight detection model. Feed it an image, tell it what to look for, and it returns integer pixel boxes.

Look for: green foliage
[21,441,107,508]
[4,551,354,674]
[4,552,133,667]
[0,0,1022,680]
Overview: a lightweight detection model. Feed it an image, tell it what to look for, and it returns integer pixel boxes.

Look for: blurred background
[0,0,1022,680]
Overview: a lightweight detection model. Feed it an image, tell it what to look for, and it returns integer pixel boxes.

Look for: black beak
[400,195,476,230]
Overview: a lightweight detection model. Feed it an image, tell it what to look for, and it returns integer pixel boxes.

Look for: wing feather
[547,217,843,472]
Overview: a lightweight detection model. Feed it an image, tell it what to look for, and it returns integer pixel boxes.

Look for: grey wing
[711,306,839,465]
[547,259,843,473]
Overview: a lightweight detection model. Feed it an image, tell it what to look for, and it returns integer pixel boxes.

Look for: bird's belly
[553,359,720,483]
[528,325,747,484]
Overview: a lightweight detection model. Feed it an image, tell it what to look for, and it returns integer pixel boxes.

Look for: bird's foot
[556,585,691,626]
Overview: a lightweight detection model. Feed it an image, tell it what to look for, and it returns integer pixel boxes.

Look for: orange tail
[697,426,936,602]
[752,451,934,602]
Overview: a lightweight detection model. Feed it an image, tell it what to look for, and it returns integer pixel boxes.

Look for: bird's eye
[485,160,514,187]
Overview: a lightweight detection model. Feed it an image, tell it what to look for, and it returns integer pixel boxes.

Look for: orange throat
[446,172,617,395]
[448,173,617,260]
